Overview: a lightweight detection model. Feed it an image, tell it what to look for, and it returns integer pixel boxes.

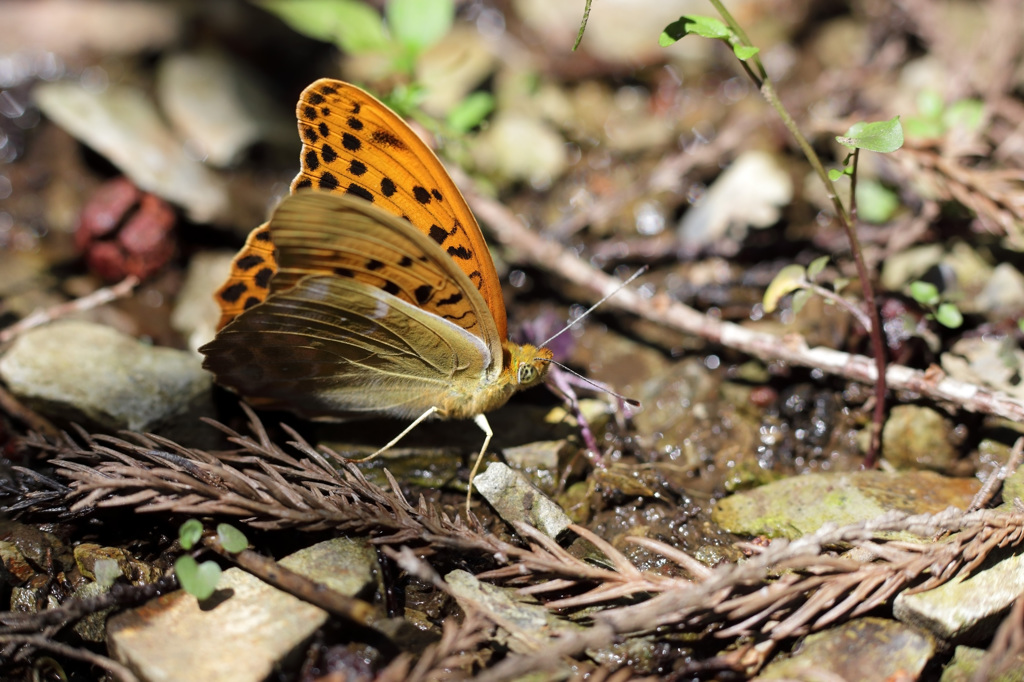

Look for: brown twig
[970,437,1024,512]
[0,634,139,682]
[463,183,1024,423]
[201,536,377,627]
[0,275,140,345]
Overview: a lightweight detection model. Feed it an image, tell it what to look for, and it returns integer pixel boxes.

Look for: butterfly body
[200,80,551,431]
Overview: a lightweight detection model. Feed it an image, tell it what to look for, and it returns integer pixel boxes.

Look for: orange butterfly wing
[213,79,508,339]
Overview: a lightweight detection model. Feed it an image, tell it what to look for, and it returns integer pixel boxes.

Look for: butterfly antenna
[538,265,648,348]
[540,358,640,407]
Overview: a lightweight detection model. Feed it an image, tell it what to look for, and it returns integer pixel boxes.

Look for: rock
[894,549,1024,642]
[446,569,582,655]
[156,51,293,168]
[0,320,212,433]
[679,150,793,251]
[882,404,960,471]
[713,470,980,539]
[471,112,567,188]
[171,251,235,353]
[975,263,1024,316]
[939,645,1024,681]
[109,538,377,682]
[756,618,935,681]
[34,81,230,223]
[472,462,572,539]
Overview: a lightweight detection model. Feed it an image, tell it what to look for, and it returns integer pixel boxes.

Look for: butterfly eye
[518,363,538,386]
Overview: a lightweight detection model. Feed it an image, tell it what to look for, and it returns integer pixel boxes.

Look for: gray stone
[894,549,1024,642]
[882,405,960,471]
[34,81,229,223]
[157,51,292,168]
[109,538,377,682]
[472,462,572,539]
[757,617,935,681]
[713,470,980,540]
[0,320,212,433]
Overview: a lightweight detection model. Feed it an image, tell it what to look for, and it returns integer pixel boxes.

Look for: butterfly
[199,79,553,501]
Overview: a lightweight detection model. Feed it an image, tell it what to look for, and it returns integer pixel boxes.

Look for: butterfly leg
[347,406,439,462]
[466,413,494,515]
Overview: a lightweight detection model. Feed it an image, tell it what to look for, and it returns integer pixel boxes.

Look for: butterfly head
[507,343,553,390]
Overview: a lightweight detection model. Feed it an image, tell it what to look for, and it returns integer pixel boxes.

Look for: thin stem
[706,1,887,466]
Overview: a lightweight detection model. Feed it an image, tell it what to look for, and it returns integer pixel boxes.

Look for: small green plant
[255,0,494,137]
[909,281,963,329]
[256,0,452,75]
[658,1,906,464]
[904,90,984,140]
[174,520,249,601]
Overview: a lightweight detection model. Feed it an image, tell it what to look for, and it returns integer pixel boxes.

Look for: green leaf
[763,264,807,313]
[660,15,729,46]
[935,302,963,328]
[855,179,900,223]
[904,116,945,140]
[792,289,812,315]
[807,256,830,280]
[944,98,984,133]
[836,116,904,153]
[217,524,249,554]
[827,168,843,182]
[175,556,221,601]
[909,280,940,306]
[916,90,944,120]
[387,0,453,53]
[257,0,389,53]
[179,519,203,550]
[733,45,759,60]
[447,91,495,133]
[833,277,850,294]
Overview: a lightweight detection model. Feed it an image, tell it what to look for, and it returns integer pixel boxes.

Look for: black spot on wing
[307,93,324,105]
[244,296,261,310]
[318,122,329,138]
[236,255,264,271]
[382,281,400,296]
[431,189,443,202]
[371,130,404,149]
[349,160,367,176]
[319,173,338,191]
[255,230,272,242]
[350,101,361,114]
[321,144,337,163]
[347,117,363,130]
[220,282,246,303]
[303,126,318,143]
[381,178,396,197]
[447,245,472,260]
[429,224,453,245]
[398,256,412,267]
[341,133,360,151]
[295,178,313,190]
[254,268,274,289]
[414,285,432,304]
[303,105,317,120]
[319,83,337,95]
[346,184,373,202]
[366,259,383,271]
[304,150,320,172]
[437,292,463,306]
[412,186,431,204]
[334,267,354,277]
